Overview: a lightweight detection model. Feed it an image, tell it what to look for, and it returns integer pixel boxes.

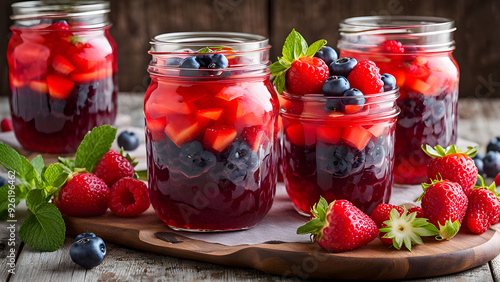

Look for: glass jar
[338,16,459,185]
[7,1,118,154]
[145,32,279,231]
[280,89,400,216]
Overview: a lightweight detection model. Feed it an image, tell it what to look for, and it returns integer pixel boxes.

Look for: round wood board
[64,208,500,280]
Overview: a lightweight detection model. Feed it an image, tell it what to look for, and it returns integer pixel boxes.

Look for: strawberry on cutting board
[422,144,478,196]
[464,177,500,234]
[418,178,468,240]
[297,197,378,252]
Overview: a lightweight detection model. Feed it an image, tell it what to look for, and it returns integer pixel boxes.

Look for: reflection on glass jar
[145,32,279,231]
[7,1,118,154]
[338,16,459,185]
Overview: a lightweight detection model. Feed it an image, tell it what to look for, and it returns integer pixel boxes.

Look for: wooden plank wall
[1,0,499,98]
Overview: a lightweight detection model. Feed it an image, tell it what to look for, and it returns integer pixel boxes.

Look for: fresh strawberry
[55,173,110,217]
[1,118,13,132]
[47,75,74,99]
[270,29,329,95]
[380,40,405,54]
[406,205,424,218]
[495,173,500,187]
[94,150,135,187]
[370,203,404,228]
[419,178,468,240]
[297,197,378,252]
[422,144,478,196]
[108,177,150,216]
[464,177,500,234]
[347,60,384,94]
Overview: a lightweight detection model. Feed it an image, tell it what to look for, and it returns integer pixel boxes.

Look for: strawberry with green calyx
[297,196,378,252]
[422,144,478,196]
[270,29,328,94]
[464,175,500,234]
[379,208,438,251]
[418,177,468,240]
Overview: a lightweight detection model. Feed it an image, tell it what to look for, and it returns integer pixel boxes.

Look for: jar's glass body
[145,32,278,231]
[280,90,400,216]
[338,16,459,185]
[7,1,117,154]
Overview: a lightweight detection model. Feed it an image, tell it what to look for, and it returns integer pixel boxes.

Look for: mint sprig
[0,125,117,251]
[269,29,327,93]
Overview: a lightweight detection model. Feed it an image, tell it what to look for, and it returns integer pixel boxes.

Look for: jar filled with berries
[338,16,459,185]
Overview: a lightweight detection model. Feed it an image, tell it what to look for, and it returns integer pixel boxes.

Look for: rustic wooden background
[1,0,499,98]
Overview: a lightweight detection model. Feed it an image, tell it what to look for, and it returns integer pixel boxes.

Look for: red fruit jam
[7,1,117,153]
[339,16,459,184]
[280,89,400,216]
[145,32,279,231]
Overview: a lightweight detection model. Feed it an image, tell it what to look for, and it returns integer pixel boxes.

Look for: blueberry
[75,232,96,242]
[179,56,200,69]
[322,76,350,97]
[431,100,446,122]
[222,141,259,184]
[314,46,338,67]
[483,151,500,177]
[329,57,357,78]
[318,144,365,177]
[381,73,396,91]
[340,88,365,112]
[117,131,140,151]
[70,236,106,269]
[487,137,500,153]
[166,58,183,66]
[207,53,229,69]
[473,157,484,176]
[196,54,214,68]
[178,141,216,178]
[366,144,385,167]
[324,99,341,113]
[0,177,7,187]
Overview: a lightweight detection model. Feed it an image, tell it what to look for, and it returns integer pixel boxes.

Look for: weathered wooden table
[1,95,499,281]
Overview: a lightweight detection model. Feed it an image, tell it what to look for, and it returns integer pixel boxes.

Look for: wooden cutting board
[64,209,500,280]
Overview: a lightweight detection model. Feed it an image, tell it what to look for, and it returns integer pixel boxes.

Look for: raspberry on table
[94,150,135,187]
[109,177,150,216]
[347,60,384,94]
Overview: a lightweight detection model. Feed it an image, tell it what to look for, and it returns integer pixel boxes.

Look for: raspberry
[94,150,135,187]
[347,60,384,94]
[285,56,329,95]
[108,177,150,216]
[55,173,109,217]
[1,118,12,132]
[380,40,405,53]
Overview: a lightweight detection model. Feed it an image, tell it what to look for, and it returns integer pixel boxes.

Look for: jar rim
[150,32,269,53]
[280,87,400,101]
[10,1,109,22]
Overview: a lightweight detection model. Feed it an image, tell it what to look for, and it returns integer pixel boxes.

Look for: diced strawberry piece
[392,71,406,88]
[343,105,363,114]
[177,85,210,103]
[406,77,431,95]
[317,126,343,144]
[9,74,25,88]
[47,75,74,99]
[424,74,441,95]
[52,54,75,75]
[215,85,247,101]
[68,66,113,83]
[196,108,223,120]
[14,42,50,65]
[67,44,104,71]
[367,124,387,138]
[203,125,237,152]
[285,124,316,146]
[342,126,372,151]
[146,116,167,142]
[29,81,48,93]
[164,114,201,147]
[241,126,269,152]
[235,112,264,131]
[146,90,198,119]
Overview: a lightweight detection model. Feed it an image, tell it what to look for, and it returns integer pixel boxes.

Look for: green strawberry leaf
[74,125,117,173]
[19,203,65,252]
[297,218,323,235]
[305,39,327,58]
[435,219,461,240]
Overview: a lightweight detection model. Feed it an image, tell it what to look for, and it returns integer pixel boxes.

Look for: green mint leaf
[0,184,22,216]
[42,163,69,193]
[197,47,212,53]
[282,29,308,63]
[0,142,25,182]
[306,39,327,57]
[71,35,87,45]
[19,203,65,252]
[270,59,290,94]
[74,125,117,172]
[58,157,75,171]
[30,155,45,176]
[197,46,234,53]
[26,189,48,212]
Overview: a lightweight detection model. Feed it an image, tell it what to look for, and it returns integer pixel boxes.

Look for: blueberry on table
[487,137,500,153]
[117,130,140,151]
[314,46,338,67]
[0,177,7,187]
[322,76,350,96]
[472,154,485,177]
[329,57,358,78]
[178,141,216,178]
[74,232,96,242]
[70,236,106,269]
[483,151,500,177]
[381,73,396,91]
